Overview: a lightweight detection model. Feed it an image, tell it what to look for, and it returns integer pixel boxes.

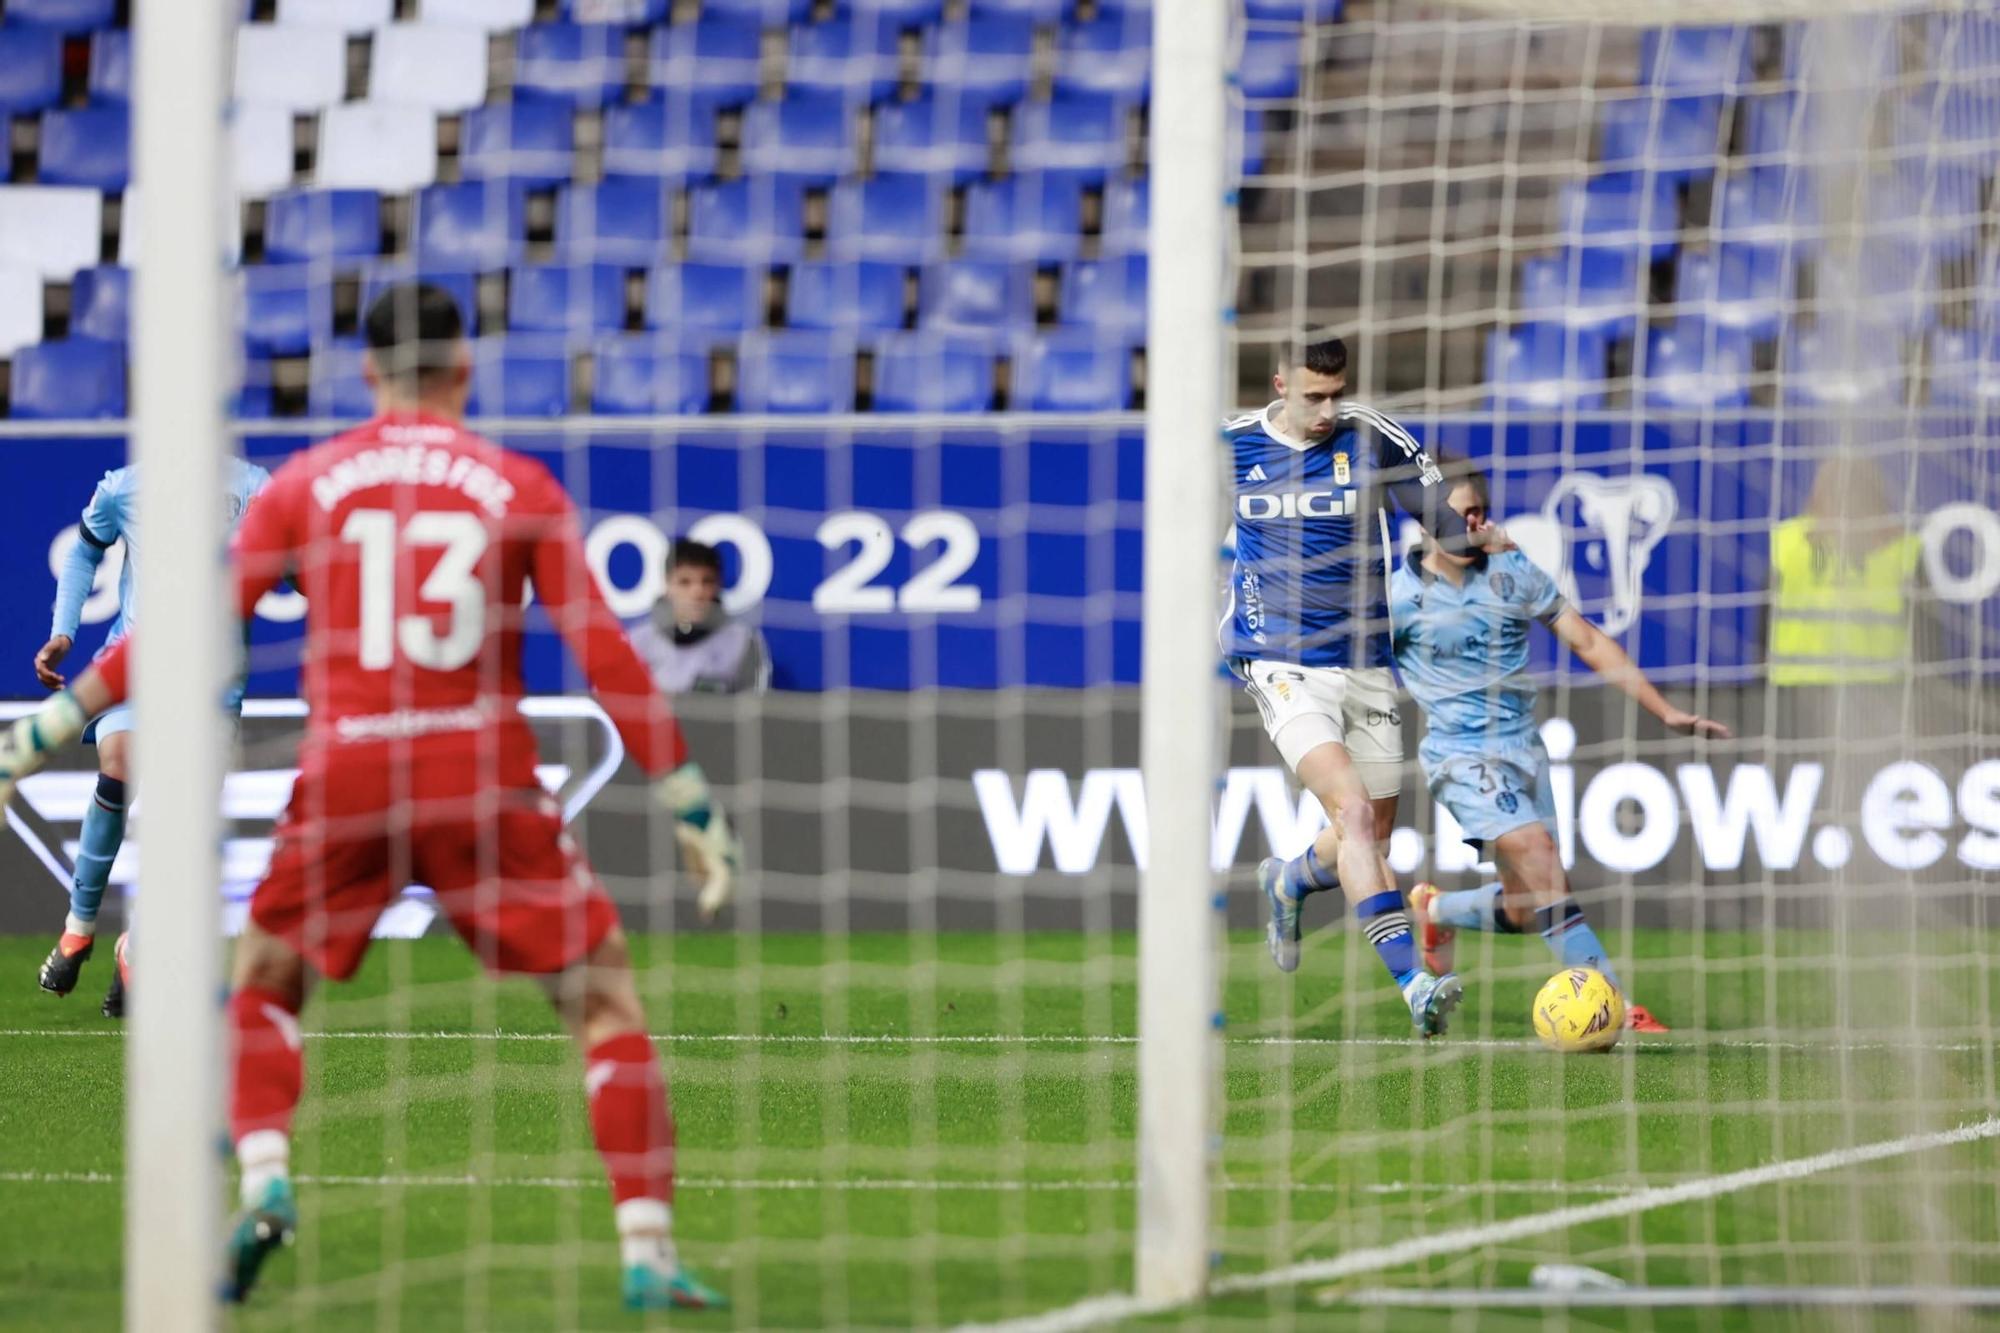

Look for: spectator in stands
[629,539,768,695]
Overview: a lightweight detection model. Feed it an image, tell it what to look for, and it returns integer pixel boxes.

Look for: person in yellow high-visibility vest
[1768,456,1923,687]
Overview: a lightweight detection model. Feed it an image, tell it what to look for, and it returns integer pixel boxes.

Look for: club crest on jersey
[1236,490,1357,521]
[1332,452,1350,486]
[1491,570,1516,599]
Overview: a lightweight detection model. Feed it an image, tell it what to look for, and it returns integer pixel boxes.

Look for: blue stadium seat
[242,265,332,357]
[871,332,994,411]
[1053,14,1151,100]
[69,265,128,342]
[922,15,1034,106]
[786,260,908,331]
[562,0,669,20]
[592,334,710,413]
[39,103,130,191]
[12,339,125,419]
[557,178,670,264]
[961,174,1086,261]
[1559,171,1679,262]
[827,173,945,261]
[1015,331,1131,411]
[787,16,903,101]
[513,23,627,108]
[1244,0,1342,18]
[1929,9,2000,76]
[264,189,382,262]
[1101,172,1148,253]
[918,259,1035,337]
[459,98,576,187]
[1637,26,1753,93]
[966,0,1072,19]
[6,0,115,33]
[468,335,572,416]
[86,28,129,102]
[236,362,274,420]
[1011,92,1129,183]
[741,91,858,183]
[736,330,856,413]
[415,181,526,267]
[850,0,946,22]
[1711,164,1818,246]
[1058,254,1146,340]
[646,262,765,338]
[1675,244,1789,341]
[360,266,479,332]
[601,95,717,182]
[648,18,761,110]
[871,91,992,181]
[684,177,808,263]
[1516,249,1640,340]
[0,26,62,115]
[1484,323,1609,410]
[1891,87,2000,173]
[702,0,812,20]
[1596,94,1723,181]
[1240,26,1302,100]
[1926,326,2000,410]
[1782,321,1904,408]
[508,263,629,333]
[308,340,374,419]
[1642,319,1752,410]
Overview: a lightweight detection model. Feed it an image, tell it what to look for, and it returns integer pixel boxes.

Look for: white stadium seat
[0,266,44,357]
[235,24,348,112]
[370,24,489,112]
[274,0,393,34]
[316,102,439,191]
[232,103,297,198]
[0,187,103,280]
[418,0,533,31]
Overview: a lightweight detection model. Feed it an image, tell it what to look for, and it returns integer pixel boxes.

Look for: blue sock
[1536,898,1619,991]
[1281,844,1339,901]
[1356,889,1421,990]
[69,775,127,928]
[1432,882,1522,934]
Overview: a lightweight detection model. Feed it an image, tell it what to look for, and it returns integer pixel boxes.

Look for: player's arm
[528,484,742,918]
[37,490,120,689]
[1549,607,1732,739]
[1359,409,1503,556]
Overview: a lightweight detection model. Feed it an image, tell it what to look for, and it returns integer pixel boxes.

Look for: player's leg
[222,920,313,1303]
[38,716,131,996]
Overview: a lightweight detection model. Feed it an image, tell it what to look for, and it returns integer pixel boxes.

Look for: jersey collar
[1261,401,1322,453]
[1408,546,1488,584]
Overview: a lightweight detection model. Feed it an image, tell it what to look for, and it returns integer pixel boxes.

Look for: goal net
[1208,0,2000,1319]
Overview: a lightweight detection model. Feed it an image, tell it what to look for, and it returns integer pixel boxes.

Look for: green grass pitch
[0,926,1996,1331]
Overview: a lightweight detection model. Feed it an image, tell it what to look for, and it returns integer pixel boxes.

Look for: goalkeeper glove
[655,760,741,922]
[0,690,88,809]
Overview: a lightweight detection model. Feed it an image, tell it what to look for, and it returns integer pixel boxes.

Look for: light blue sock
[69,775,127,927]
[1536,898,1620,991]
[1432,882,1522,933]
[1281,844,1339,901]
[1356,889,1420,990]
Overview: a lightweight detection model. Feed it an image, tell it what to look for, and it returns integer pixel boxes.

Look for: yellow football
[1532,967,1626,1053]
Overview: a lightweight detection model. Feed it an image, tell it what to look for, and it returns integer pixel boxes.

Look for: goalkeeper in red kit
[0,283,737,1311]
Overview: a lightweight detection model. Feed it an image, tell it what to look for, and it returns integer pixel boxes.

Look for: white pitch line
[951,1115,2000,1333]
[0,1027,1986,1054]
[1340,1285,2000,1309]
[0,1168,1635,1199]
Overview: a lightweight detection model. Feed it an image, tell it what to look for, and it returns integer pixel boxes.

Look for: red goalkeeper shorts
[251,743,617,982]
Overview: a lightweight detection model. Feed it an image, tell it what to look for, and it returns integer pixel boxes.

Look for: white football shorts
[1236,661,1405,799]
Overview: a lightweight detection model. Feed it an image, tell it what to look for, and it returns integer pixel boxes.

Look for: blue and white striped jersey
[1223,399,1465,669]
[1389,547,1568,754]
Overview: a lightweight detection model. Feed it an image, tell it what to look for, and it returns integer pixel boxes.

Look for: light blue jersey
[52,458,273,646]
[1390,547,1569,847]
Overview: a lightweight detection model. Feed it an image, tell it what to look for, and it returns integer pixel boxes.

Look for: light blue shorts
[1421,734,1559,852]
[83,703,135,744]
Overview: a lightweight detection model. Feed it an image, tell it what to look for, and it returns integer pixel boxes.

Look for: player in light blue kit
[1229,337,1505,1036]
[33,457,270,1014]
[1391,464,1729,1033]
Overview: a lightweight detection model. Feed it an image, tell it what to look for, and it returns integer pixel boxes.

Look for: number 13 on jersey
[341,509,490,671]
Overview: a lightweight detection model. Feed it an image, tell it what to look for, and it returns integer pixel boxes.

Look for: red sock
[228,986,304,1141]
[585,1032,675,1205]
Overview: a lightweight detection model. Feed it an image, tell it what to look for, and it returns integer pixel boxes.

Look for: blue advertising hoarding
[1,413,1993,695]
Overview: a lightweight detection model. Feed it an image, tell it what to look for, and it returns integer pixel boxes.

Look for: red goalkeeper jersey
[96,411,685,778]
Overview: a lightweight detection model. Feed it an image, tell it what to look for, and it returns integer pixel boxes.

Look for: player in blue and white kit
[32,458,271,1012]
[1391,464,1729,1033]
[1229,337,1497,1036]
